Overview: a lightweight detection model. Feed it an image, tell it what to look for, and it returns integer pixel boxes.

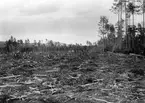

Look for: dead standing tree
[98,16,109,52]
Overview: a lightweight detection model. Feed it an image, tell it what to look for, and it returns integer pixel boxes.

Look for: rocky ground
[0,51,145,103]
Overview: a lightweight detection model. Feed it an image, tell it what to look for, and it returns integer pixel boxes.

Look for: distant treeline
[1,36,97,54]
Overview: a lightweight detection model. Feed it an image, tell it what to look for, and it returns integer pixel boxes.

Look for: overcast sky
[0,0,116,44]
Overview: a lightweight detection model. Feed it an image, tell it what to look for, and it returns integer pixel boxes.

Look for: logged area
[0,51,145,103]
[1,0,145,102]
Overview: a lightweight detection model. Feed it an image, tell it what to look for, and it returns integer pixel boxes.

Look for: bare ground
[0,51,145,103]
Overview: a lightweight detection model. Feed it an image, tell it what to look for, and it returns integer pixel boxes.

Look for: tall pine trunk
[132,0,135,52]
[119,1,122,49]
[103,19,105,52]
[125,1,128,49]
[143,0,145,47]
[132,13,135,52]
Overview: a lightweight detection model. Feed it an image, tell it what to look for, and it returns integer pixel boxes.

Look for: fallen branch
[0,75,21,79]
[64,97,76,103]
[79,82,98,87]
[87,95,114,103]
[0,84,21,88]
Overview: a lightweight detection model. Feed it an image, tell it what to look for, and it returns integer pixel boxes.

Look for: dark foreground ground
[0,51,145,103]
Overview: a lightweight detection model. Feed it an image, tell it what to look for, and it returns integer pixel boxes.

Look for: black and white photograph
[0,0,145,102]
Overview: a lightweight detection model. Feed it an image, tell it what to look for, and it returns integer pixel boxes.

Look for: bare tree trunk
[143,12,144,31]
[132,0,135,52]
[143,0,145,47]
[133,14,134,26]
[119,1,122,50]
[125,1,128,49]
[103,19,105,52]
[132,13,135,52]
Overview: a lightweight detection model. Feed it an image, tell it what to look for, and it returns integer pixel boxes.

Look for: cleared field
[0,51,145,103]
